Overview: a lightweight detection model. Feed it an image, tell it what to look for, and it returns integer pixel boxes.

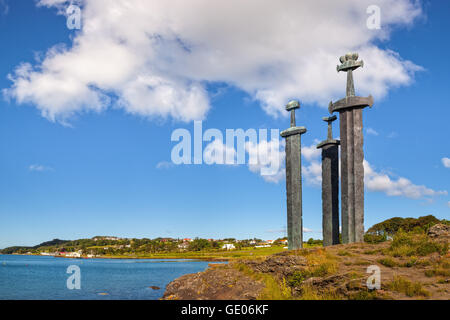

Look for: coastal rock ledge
[163,264,265,300]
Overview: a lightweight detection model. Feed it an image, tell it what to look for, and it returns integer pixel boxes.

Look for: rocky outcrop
[163,265,264,300]
[428,224,450,243]
[240,255,308,279]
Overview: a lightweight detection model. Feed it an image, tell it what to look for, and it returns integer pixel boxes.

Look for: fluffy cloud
[302,140,322,162]
[366,128,379,136]
[28,164,53,172]
[442,157,450,168]
[4,0,423,123]
[246,139,285,183]
[364,160,447,199]
[297,141,447,200]
[155,161,173,170]
[203,139,237,165]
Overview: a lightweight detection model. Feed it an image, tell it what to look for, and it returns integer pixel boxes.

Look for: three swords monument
[282,52,373,248]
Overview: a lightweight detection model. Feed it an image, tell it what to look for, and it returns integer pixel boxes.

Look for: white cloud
[302,140,321,162]
[447,201,450,208]
[387,131,399,139]
[0,0,9,15]
[366,127,379,136]
[442,157,450,168]
[28,164,53,172]
[203,140,237,165]
[303,161,323,186]
[246,139,285,183]
[301,141,323,186]
[4,0,423,123]
[299,141,447,200]
[364,160,447,200]
[156,161,173,169]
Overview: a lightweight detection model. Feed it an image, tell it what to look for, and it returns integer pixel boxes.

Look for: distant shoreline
[0,253,229,262]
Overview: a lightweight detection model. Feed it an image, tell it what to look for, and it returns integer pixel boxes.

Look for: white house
[222,244,236,250]
[65,251,82,258]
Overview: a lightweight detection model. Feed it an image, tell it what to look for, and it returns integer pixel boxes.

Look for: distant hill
[33,239,69,248]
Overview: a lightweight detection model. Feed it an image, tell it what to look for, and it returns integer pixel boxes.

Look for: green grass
[287,255,338,287]
[386,229,448,257]
[377,258,397,268]
[101,246,289,260]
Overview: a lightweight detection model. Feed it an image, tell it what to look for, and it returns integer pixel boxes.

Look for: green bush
[387,229,448,257]
[377,258,397,268]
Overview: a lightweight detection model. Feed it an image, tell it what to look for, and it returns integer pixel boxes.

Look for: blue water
[0,254,212,300]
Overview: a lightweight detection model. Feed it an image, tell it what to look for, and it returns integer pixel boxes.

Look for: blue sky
[0,0,448,248]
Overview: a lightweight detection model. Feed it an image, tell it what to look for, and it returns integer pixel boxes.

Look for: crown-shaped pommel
[337,52,364,72]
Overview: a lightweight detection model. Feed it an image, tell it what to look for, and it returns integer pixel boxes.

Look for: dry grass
[387,276,430,297]
[233,263,292,300]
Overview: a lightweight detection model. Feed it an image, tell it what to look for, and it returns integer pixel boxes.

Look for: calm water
[0,254,212,300]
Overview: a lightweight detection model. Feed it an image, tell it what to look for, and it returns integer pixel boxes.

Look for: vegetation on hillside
[364,215,448,243]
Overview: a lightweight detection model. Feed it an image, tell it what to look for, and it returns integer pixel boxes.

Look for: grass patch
[363,249,380,255]
[234,263,292,300]
[349,290,380,300]
[386,229,448,257]
[400,257,431,268]
[377,258,397,268]
[424,268,450,277]
[337,250,353,256]
[387,276,430,297]
[287,252,338,287]
[296,284,342,300]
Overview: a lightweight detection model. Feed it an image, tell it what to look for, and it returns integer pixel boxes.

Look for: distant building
[65,250,82,258]
[222,244,236,250]
[93,236,121,241]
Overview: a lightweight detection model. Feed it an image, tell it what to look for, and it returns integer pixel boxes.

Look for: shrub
[387,229,448,257]
[366,215,441,239]
[364,233,387,244]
